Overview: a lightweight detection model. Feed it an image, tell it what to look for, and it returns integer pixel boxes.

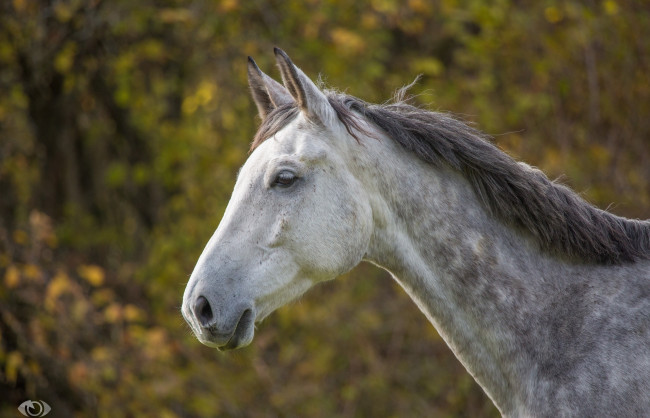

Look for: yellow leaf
[28,360,41,376]
[603,0,619,15]
[4,266,20,288]
[91,347,111,362]
[91,288,116,307]
[218,0,238,13]
[182,96,199,115]
[139,39,165,60]
[124,304,144,322]
[78,264,104,286]
[104,303,122,323]
[146,328,167,349]
[197,81,216,105]
[371,0,399,14]
[23,264,43,282]
[544,6,563,23]
[6,351,23,384]
[408,0,431,13]
[45,271,71,311]
[53,2,73,22]
[412,58,444,77]
[72,299,89,322]
[160,410,180,418]
[13,0,26,13]
[54,42,76,73]
[158,8,193,24]
[68,362,88,387]
[330,28,366,55]
[12,229,28,245]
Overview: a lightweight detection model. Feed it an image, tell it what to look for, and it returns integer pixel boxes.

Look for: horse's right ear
[247,57,293,120]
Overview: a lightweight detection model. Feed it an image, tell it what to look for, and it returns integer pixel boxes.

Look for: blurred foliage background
[1,0,648,416]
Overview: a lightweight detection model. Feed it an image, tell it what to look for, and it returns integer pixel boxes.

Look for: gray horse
[182,48,650,416]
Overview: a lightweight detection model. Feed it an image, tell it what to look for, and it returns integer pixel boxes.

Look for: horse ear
[247,57,293,120]
[274,47,335,125]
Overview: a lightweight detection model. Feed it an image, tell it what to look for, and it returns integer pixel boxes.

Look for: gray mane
[251,91,650,265]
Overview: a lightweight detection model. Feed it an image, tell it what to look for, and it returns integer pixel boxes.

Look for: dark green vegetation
[1,1,648,416]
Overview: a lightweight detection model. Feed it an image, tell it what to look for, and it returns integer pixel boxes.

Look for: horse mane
[251,90,650,265]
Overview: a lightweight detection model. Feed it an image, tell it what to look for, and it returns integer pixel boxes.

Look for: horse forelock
[250,103,301,152]
[250,89,650,265]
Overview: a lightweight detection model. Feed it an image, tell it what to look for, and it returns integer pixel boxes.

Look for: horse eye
[273,171,297,188]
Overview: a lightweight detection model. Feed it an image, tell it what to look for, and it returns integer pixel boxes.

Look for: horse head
[181,49,373,349]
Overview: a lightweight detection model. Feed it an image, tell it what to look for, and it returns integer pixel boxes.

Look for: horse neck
[360,136,572,414]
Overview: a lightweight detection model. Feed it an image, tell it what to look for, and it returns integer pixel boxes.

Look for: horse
[181,48,650,417]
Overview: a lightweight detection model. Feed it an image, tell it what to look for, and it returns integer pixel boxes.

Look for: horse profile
[182,48,650,416]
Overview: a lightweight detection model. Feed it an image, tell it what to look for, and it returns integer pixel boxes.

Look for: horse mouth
[215,308,255,351]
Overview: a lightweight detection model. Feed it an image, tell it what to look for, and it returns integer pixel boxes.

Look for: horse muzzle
[183,295,256,350]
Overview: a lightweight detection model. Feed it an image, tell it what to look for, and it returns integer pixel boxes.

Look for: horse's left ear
[274,47,336,126]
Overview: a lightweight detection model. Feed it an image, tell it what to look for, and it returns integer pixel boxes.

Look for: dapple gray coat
[182,49,650,417]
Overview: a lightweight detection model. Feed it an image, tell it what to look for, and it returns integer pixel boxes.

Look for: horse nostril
[194,295,213,327]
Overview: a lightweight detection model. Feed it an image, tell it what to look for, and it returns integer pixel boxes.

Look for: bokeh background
[1,0,649,416]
